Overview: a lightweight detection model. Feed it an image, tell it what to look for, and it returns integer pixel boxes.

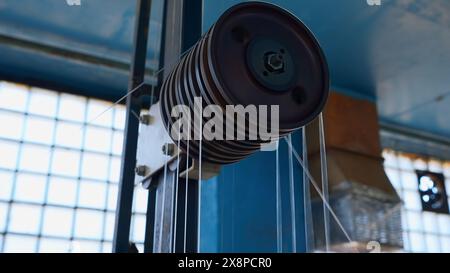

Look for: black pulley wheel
[159,1,329,164]
[207,1,329,129]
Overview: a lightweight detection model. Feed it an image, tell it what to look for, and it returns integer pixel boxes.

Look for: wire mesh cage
[311,181,403,252]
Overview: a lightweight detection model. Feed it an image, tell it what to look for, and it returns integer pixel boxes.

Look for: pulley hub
[246,38,296,92]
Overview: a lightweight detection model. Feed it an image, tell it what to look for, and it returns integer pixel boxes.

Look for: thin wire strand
[197,99,203,253]
[172,121,182,252]
[183,116,191,253]
[275,143,283,253]
[387,90,450,118]
[283,137,358,252]
[301,127,314,253]
[82,82,145,129]
[131,109,141,122]
[82,38,203,130]
[318,114,330,252]
[152,40,197,78]
[287,135,297,253]
[168,161,176,252]
[158,143,169,253]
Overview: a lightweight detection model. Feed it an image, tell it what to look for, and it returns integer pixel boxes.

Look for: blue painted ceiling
[0,0,449,138]
[0,0,164,101]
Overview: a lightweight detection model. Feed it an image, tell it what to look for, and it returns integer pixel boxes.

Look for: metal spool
[160,2,329,164]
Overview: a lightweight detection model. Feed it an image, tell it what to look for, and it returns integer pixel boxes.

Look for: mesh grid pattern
[0,81,147,253]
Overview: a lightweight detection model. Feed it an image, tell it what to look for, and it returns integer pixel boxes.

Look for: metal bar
[380,120,450,147]
[0,34,156,76]
[154,168,176,252]
[144,189,157,252]
[140,0,203,253]
[181,0,203,52]
[142,0,165,252]
[173,177,187,252]
[161,173,199,253]
[184,179,199,253]
[275,143,283,252]
[161,0,184,79]
[151,0,184,253]
[113,0,152,253]
[183,0,203,254]
[380,120,450,161]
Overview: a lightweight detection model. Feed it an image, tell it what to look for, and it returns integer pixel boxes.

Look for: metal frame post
[142,0,203,253]
[113,0,152,253]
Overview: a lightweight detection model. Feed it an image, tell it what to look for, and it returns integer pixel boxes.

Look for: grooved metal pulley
[159,2,329,165]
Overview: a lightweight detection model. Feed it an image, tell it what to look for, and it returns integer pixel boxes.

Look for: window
[42,207,73,238]
[14,174,47,203]
[0,81,148,253]
[416,171,449,214]
[383,149,450,253]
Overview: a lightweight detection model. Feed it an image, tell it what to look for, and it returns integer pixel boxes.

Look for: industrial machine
[113,0,402,253]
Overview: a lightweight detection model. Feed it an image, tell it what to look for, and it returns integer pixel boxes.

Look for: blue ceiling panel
[203,0,450,139]
[0,0,164,98]
[0,42,129,101]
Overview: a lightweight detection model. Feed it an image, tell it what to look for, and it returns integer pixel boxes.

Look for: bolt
[135,165,149,177]
[264,52,285,74]
[162,143,177,156]
[140,114,153,125]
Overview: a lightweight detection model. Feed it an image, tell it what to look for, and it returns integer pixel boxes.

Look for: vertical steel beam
[182,179,200,252]
[113,0,152,253]
[179,0,203,254]
[143,188,157,252]
[151,0,184,252]
[146,0,203,253]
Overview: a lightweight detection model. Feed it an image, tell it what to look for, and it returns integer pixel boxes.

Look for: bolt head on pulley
[246,38,296,92]
[265,53,284,73]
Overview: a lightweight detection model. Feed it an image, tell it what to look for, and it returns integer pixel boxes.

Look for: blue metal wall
[200,132,306,252]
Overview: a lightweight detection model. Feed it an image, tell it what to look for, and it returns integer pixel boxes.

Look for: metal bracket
[135,102,221,189]
[135,102,179,188]
[179,158,221,181]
